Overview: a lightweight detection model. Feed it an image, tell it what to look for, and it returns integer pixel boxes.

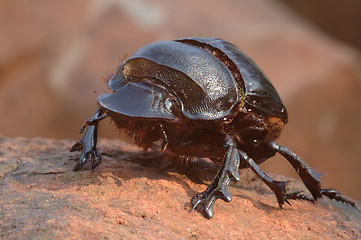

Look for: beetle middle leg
[191,138,241,219]
[271,142,355,207]
[70,107,108,171]
[238,150,291,208]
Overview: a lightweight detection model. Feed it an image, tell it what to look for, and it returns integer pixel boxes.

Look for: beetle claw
[191,184,231,219]
[191,193,204,211]
[71,128,101,171]
[191,140,240,219]
[73,150,88,171]
[91,149,102,170]
[271,180,288,209]
[70,108,105,171]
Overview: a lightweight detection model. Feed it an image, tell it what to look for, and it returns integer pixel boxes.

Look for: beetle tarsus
[285,191,315,204]
[191,139,240,219]
[70,108,106,171]
[320,189,356,207]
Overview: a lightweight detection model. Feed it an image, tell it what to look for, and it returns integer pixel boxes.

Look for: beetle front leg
[191,138,240,219]
[70,107,107,171]
[271,142,356,207]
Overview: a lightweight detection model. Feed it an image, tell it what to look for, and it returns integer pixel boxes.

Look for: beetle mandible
[70,38,355,219]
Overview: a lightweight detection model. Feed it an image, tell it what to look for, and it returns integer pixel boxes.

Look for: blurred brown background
[0,0,360,201]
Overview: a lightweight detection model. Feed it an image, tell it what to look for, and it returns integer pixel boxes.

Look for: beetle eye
[163,96,180,116]
[165,98,173,110]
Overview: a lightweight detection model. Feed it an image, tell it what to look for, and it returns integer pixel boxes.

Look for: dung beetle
[71,37,355,219]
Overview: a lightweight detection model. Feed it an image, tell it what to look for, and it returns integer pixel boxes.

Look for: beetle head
[98,80,180,120]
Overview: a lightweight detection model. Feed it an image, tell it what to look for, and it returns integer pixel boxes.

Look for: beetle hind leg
[191,139,240,219]
[70,107,107,171]
[271,142,356,207]
[320,189,355,207]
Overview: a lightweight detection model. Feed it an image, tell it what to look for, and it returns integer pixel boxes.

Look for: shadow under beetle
[71,38,355,219]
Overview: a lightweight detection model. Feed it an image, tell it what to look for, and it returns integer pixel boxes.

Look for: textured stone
[0,137,360,239]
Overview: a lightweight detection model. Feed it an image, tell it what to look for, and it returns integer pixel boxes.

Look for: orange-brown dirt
[0,137,360,239]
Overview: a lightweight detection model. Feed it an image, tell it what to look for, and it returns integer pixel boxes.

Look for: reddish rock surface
[0,0,361,202]
[0,137,360,239]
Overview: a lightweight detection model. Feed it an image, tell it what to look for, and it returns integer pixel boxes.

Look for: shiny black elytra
[71,38,355,219]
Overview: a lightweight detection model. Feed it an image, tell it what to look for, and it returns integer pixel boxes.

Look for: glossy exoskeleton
[71,38,355,219]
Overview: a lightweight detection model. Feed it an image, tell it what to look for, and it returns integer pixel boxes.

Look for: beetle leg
[271,142,356,207]
[284,191,315,204]
[86,113,108,126]
[238,150,288,209]
[320,189,355,207]
[77,110,107,134]
[70,107,106,171]
[191,138,240,219]
[271,142,322,200]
